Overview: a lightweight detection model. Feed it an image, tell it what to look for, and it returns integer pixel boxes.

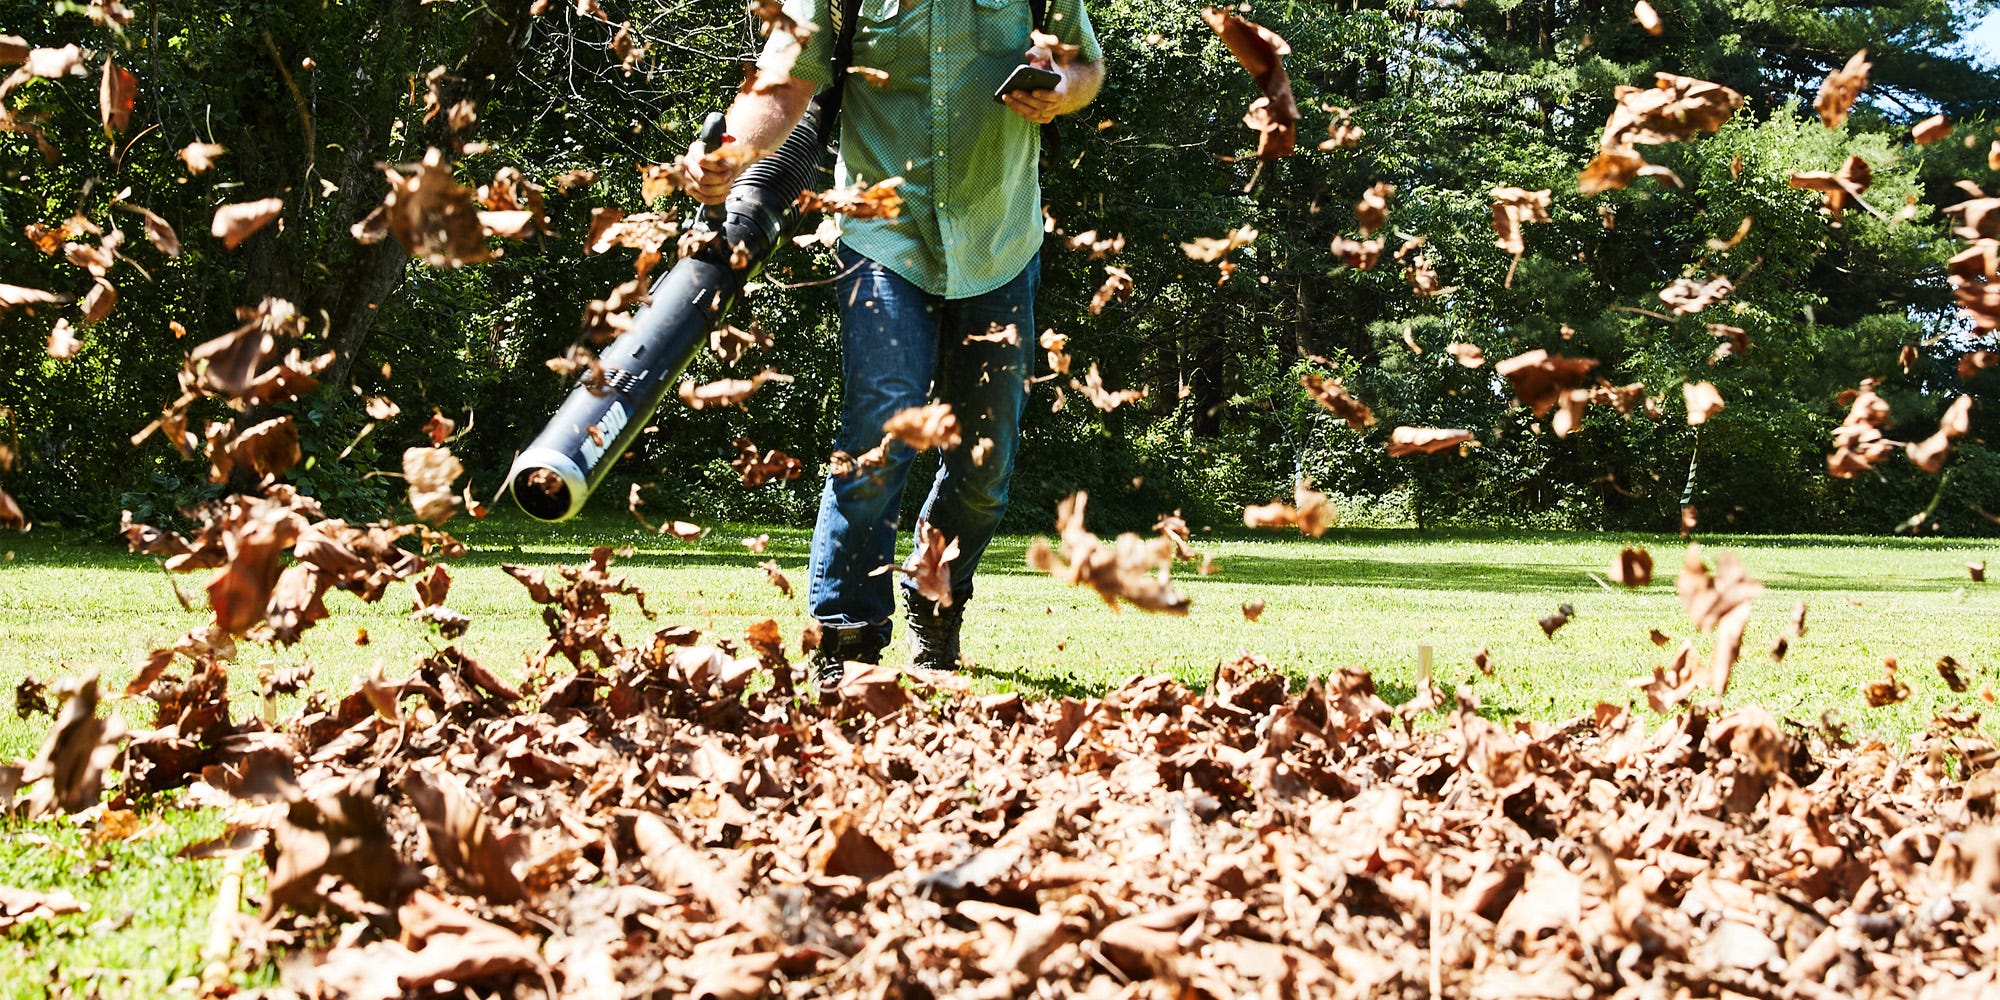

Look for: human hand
[1001,57,1067,125]
[681,135,743,206]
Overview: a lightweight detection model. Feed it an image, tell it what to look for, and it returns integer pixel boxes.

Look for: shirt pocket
[854,0,921,80]
[973,0,1033,56]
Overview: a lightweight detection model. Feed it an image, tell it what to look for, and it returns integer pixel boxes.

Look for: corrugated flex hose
[507,98,838,521]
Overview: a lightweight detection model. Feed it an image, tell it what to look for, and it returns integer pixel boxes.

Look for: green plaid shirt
[758,0,1102,298]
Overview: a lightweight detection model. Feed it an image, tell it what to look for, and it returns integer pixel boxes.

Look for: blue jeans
[807,244,1039,640]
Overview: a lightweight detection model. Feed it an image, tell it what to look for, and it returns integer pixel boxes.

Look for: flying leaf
[1299,374,1374,428]
[1027,492,1189,614]
[1609,547,1653,587]
[677,368,792,410]
[1181,225,1258,262]
[45,318,81,359]
[1658,274,1733,315]
[1789,155,1873,222]
[1495,349,1598,417]
[1683,381,1723,425]
[99,58,135,134]
[1200,8,1297,161]
[797,177,905,219]
[1912,115,1950,145]
[1354,182,1394,237]
[404,446,464,524]
[1905,395,1972,474]
[1071,364,1145,412]
[883,402,962,451]
[731,437,803,487]
[1387,427,1475,456]
[1088,266,1132,315]
[1634,1,1662,34]
[1816,50,1870,130]
[178,142,226,173]
[211,198,284,251]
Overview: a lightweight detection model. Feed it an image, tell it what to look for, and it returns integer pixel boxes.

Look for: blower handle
[696,111,730,232]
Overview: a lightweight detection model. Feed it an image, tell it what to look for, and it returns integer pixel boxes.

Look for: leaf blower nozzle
[509,102,835,521]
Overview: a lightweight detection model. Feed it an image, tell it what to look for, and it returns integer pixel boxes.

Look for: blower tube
[508,100,835,521]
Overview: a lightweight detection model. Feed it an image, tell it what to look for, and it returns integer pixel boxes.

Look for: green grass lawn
[2,509,1996,995]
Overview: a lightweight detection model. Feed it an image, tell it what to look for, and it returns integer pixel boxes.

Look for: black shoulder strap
[822,0,864,120]
[1028,0,1061,165]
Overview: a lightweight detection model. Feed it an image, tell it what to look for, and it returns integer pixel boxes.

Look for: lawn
[1,510,1996,995]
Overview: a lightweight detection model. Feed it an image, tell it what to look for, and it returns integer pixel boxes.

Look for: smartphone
[992,64,1062,102]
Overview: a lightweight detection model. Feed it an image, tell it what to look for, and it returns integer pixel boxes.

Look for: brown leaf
[1495,349,1599,417]
[811,812,898,881]
[1683,381,1724,425]
[1063,230,1125,259]
[78,278,115,326]
[0,886,86,931]
[211,198,284,251]
[1677,544,1761,694]
[20,674,124,817]
[1789,155,1874,221]
[403,446,464,524]
[1330,235,1384,270]
[797,177,905,219]
[894,521,959,608]
[1906,395,1972,474]
[1539,602,1575,638]
[178,142,225,173]
[1912,114,1950,145]
[0,284,70,317]
[207,496,304,635]
[1658,274,1733,315]
[1491,187,1551,282]
[709,320,773,367]
[98,58,135,134]
[1027,492,1189,614]
[45,318,81,359]
[1939,655,1969,693]
[759,559,792,598]
[1319,106,1364,149]
[728,437,801,488]
[0,487,28,532]
[1181,224,1258,262]
[1610,547,1653,587]
[1828,378,1894,478]
[209,416,301,481]
[1816,50,1871,130]
[1447,342,1486,367]
[1300,373,1374,428]
[678,368,792,410]
[1201,8,1297,160]
[1241,599,1264,621]
[1071,363,1145,412]
[402,770,527,904]
[1387,426,1474,456]
[1088,265,1132,315]
[1634,0,1662,33]
[883,401,963,451]
[1864,657,1908,707]
[369,148,497,267]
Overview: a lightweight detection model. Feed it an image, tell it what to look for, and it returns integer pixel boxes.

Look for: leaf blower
[507,103,835,521]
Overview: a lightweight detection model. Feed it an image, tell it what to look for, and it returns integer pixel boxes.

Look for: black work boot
[809,624,887,695]
[905,594,965,671]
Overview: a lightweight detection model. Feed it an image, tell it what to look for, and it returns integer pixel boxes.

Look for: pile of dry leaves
[7,541,1998,999]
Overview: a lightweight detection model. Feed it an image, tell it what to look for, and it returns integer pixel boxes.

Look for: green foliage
[2,0,1996,535]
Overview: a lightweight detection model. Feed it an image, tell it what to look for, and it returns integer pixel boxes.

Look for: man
[686,0,1103,679]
